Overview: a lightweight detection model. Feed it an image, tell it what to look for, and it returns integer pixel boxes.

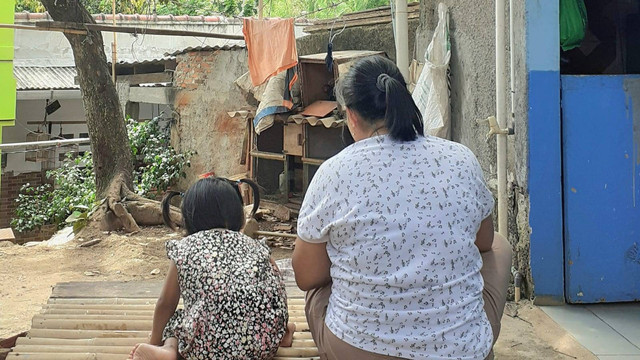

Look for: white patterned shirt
[298,135,494,359]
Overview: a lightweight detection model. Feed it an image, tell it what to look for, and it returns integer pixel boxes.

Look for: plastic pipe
[496,0,508,238]
[509,0,516,130]
[0,138,91,150]
[395,0,409,80]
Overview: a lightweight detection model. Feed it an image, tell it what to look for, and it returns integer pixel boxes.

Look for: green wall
[0,0,15,182]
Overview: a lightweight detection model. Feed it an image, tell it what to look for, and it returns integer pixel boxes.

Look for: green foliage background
[11,117,192,233]
[15,0,416,19]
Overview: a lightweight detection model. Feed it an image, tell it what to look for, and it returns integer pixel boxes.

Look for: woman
[292,56,511,360]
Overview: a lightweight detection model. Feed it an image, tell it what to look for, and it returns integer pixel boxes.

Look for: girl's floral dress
[162,229,288,359]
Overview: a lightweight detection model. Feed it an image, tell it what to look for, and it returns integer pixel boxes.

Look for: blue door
[562,75,640,303]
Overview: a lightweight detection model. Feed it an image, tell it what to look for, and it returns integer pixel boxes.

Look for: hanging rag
[253,68,298,134]
[242,18,298,86]
[234,67,299,135]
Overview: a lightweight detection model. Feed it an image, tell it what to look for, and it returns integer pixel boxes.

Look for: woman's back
[298,135,494,359]
[167,229,288,359]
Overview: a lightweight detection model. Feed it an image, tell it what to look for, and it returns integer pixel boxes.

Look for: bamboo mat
[7,281,319,359]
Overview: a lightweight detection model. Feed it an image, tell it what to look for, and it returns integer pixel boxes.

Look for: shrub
[11,116,192,232]
[11,152,95,232]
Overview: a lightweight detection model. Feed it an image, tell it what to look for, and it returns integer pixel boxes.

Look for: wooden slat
[33,314,309,323]
[6,353,124,360]
[31,318,153,331]
[43,304,306,315]
[301,157,325,166]
[43,309,156,316]
[15,337,316,348]
[12,345,318,357]
[51,282,163,299]
[44,298,305,310]
[15,337,146,346]
[276,347,319,357]
[12,345,132,354]
[48,295,305,304]
[30,319,310,332]
[250,150,286,161]
[48,298,159,305]
[304,12,419,33]
[26,329,150,339]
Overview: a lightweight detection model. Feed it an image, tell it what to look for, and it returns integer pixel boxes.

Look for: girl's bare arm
[149,262,181,345]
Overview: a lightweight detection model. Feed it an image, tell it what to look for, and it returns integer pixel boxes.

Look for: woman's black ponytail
[336,55,423,142]
[376,73,424,142]
[162,191,183,230]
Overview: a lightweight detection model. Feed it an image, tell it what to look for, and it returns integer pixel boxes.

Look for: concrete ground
[494,302,598,359]
[542,303,640,360]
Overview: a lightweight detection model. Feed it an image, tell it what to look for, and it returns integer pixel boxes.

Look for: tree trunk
[39,0,170,232]
[40,0,133,196]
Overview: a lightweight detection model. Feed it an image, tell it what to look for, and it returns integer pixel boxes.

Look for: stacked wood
[303,2,420,33]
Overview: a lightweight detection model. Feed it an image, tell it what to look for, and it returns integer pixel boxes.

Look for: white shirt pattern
[298,135,494,359]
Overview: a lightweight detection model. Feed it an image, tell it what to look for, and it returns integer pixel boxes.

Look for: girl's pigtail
[239,178,261,218]
[162,191,183,230]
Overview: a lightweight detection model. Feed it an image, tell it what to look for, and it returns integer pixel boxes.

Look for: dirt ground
[0,226,595,359]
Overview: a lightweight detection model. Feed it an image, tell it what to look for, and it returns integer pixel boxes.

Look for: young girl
[129,177,294,360]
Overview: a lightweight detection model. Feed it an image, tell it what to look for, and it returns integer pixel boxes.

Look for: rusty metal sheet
[301,100,337,117]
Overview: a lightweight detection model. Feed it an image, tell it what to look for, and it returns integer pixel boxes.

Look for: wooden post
[111,0,116,83]
[258,0,264,18]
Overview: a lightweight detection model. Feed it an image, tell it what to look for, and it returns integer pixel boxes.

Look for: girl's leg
[128,337,179,360]
[280,323,296,347]
[481,232,513,360]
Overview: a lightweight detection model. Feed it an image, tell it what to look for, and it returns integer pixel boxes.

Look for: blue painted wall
[526,0,565,304]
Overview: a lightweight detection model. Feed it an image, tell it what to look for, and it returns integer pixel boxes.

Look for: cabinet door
[283,123,303,157]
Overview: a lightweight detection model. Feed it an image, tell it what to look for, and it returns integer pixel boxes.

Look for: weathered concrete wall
[297,19,420,61]
[171,48,252,188]
[417,1,532,297]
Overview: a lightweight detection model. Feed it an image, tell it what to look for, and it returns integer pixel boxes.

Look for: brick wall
[0,170,46,228]
[173,51,215,90]
[171,48,251,187]
[12,223,58,244]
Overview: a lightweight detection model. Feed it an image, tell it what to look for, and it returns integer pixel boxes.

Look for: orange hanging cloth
[242,18,298,87]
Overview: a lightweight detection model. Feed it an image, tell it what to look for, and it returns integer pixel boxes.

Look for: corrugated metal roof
[167,44,246,57]
[289,114,345,128]
[113,56,176,66]
[14,66,79,91]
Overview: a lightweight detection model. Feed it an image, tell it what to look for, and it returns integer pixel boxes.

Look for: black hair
[336,55,424,142]
[161,177,260,235]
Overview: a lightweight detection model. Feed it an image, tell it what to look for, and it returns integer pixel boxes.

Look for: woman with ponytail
[129,177,295,360]
[293,56,511,359]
